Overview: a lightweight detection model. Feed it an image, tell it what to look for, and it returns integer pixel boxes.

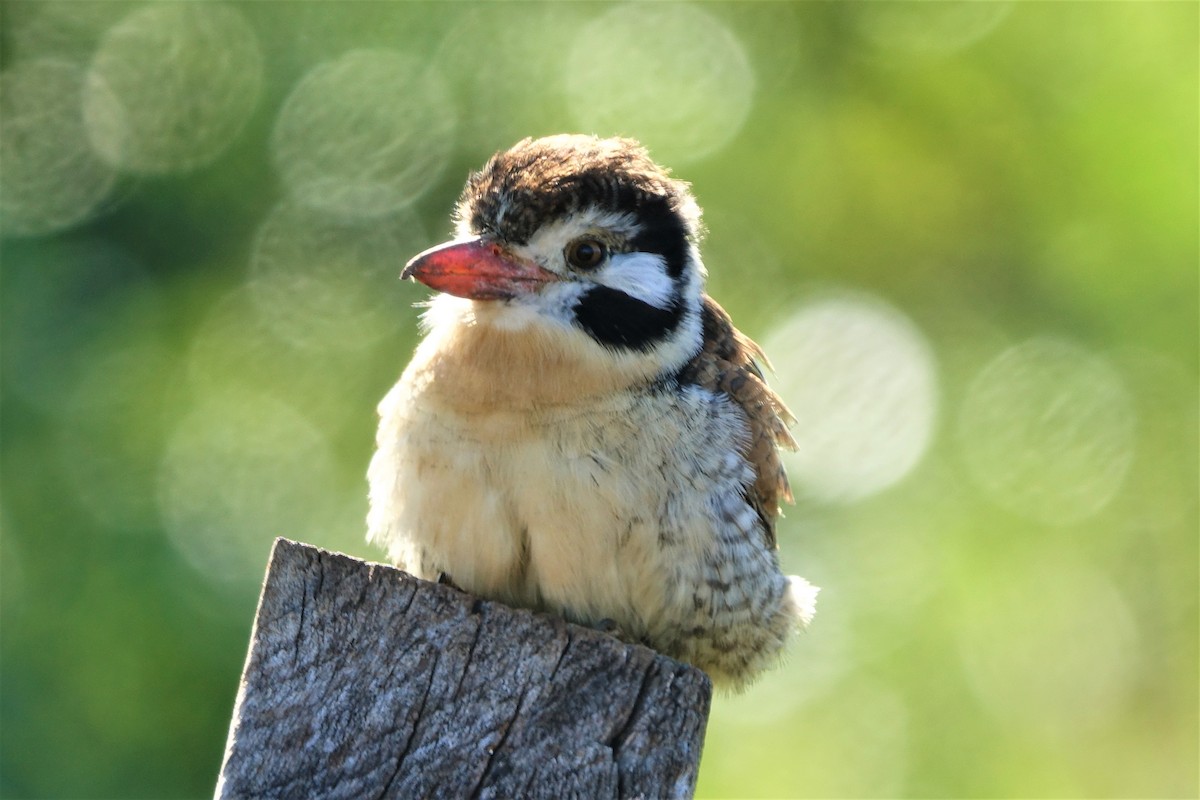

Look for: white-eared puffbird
[368,134,816,688]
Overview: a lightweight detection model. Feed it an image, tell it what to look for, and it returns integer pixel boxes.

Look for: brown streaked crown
[457,134,702,248]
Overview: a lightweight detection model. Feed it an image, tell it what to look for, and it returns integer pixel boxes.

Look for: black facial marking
[629,198,690,279]
[573,286,683,351]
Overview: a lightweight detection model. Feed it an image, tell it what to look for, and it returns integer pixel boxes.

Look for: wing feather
[676,295,796,546]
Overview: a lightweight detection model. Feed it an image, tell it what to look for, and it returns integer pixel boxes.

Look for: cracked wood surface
[216,539,712,799]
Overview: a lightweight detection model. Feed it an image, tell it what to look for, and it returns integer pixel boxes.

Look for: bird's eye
[564,238,607,270]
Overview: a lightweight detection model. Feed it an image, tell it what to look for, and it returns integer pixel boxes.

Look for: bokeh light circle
[1,1,134,64]
[957,557,1138,739]
[957,337,1135,525]
[565,4,755,165]
[83,3,263,173]
[433,5,590,154]
[248,200,423,352]
[763,293,939,504]
[157,387,341,585]
[855,1,1014,56]
[272,50,455,218]
[0,59,118,237]
[184,288,384,443]
[55,341,180,532]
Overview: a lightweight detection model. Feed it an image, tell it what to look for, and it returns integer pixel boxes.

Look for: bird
[367,134,817,688]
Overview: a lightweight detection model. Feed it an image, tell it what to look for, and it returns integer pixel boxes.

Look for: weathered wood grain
[216,538,712,799]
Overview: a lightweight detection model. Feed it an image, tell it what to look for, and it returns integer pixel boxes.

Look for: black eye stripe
[572,286,682,351]
[629,201,689,279]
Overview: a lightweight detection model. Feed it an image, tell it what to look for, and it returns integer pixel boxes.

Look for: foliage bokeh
[1,2,1196,797]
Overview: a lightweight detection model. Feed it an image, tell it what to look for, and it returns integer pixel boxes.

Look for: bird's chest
[367,315,751,631]
[372,371,724,629]
[406,392,654,545]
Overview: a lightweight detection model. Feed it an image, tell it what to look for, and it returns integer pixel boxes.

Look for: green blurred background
[1,2,1196,797]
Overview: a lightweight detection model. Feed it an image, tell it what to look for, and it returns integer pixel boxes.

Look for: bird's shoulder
[675,295,797,546]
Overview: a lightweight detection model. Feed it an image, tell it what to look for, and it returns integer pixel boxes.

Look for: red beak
[401,237,559,300]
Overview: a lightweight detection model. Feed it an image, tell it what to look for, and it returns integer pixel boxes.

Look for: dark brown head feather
[458,134,702,246]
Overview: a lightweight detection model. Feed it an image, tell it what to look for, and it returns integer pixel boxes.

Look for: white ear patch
[596,252,676,310]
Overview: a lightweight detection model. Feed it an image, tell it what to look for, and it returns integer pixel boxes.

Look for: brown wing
[677,295,797,547]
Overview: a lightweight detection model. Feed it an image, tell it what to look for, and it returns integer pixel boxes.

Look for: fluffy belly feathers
[370,380,721,627]
[367,332,814,686]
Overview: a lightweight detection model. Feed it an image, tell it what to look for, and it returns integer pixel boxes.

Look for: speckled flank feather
[677,296,798,546]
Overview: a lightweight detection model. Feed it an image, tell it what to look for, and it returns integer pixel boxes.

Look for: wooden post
[216,538,712,799]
